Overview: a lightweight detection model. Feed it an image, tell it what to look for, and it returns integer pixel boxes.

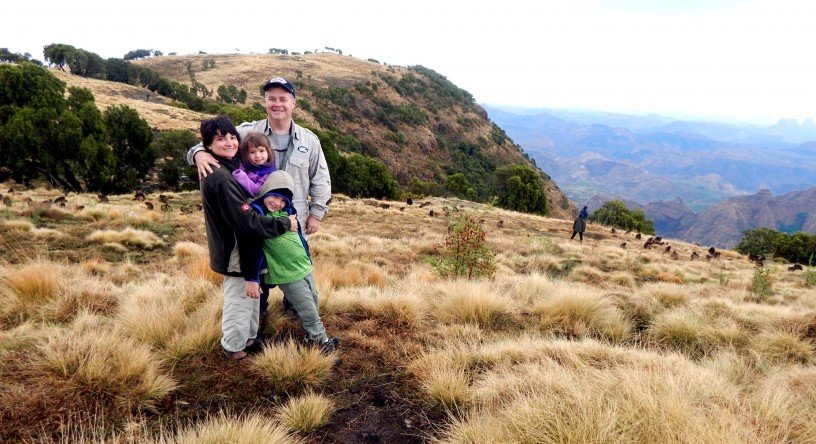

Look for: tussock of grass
[750,368,816,442]
[185,255,222,284]
[424,365,470,410]
[609,271,636,287]
[172,241,208,259]
[568,265,608,286]
[165,412,303,444]
[314,260,388,289]
[118,277,220,359]
[0,260,63,322]
[532,290,632,342]
[1,219,35,231]
[277,392,335,434]
[641,282,689,308]
[647,309,706,358]
[322,285,425,328]
[250,340,336,392]
[428,280,515,328]
[107,261,144,285]
[49,276,118,322]
[87,228,165,249]
[81,259,111,276]
[438,360,754,443]
[753,330,815,365]
[37,327,176,410]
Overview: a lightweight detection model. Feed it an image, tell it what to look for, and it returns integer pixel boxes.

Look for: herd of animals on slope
[0,185,810,273]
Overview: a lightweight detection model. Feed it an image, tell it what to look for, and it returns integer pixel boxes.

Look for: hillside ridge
[53,52,574,219]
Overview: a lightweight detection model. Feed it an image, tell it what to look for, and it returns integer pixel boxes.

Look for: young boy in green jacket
[250,170,339,354]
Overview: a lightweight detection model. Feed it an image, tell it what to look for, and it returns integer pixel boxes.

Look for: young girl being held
[232,131,276,196]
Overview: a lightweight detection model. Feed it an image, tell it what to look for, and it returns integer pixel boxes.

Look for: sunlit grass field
[1,184,814,443]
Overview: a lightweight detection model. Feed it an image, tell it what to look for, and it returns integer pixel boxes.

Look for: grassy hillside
[52,52,573,219]
[1,185,815,442]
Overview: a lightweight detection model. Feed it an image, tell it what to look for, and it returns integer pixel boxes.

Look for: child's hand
[288,215,298,232]
[245,281,260,298]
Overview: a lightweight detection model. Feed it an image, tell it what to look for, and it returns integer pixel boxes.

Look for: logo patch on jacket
[241,203,250,212]
[297,146,309,153]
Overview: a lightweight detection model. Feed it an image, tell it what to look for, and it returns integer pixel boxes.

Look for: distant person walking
[570,206,588,243]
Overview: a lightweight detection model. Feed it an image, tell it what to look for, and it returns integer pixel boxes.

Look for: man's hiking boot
[320,337,340,355]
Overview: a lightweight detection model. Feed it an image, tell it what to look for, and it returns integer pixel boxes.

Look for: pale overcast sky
[4,0,815,124]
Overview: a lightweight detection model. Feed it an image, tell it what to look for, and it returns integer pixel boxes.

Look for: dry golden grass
[4,185,816,442]
[0,260,63,323]
[276,392,335,434]
[37,326,176,410]
[532,289,632,343]
[87,228,165,249]
[160,412,303,444]
[250,340,336,392]
[427,280,515,329]
[313,259,389,289]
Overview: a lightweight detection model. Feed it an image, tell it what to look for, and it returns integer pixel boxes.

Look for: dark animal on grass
[53,196,67,204]
[611,227,617,234]
[664,245,672,254]
[498,220,504,228]
[419,202,431,208]
[145,202,154,210]
[691,252,700,260]
[620,242,627,249]
[406,197,413,205]
[97,194,109,203]
[635,233,642,240]
[133,191,146,201]
[788,264,803,271]
[158,194,170,204]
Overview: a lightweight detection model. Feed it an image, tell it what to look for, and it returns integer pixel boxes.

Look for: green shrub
[494,164,548,215]
[748,268,773,301]
[804,269,816,288]
[589,200,655,234]
[431,214,496,279]
[334,153,398,199]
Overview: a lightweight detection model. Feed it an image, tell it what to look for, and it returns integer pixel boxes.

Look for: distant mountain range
[586,187,816,248]
[485,106,816,210]
[485,106,816,246]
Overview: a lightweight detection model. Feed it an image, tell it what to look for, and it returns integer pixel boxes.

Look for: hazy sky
[4,0,815,124]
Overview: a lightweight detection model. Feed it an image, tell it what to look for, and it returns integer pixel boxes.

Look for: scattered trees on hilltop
[589,200,655,234]
[736,228,816,265]
[123,49,152,60]
[0,48,41,65]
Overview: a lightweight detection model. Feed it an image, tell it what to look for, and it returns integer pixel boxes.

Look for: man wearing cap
[186,77,331,237]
